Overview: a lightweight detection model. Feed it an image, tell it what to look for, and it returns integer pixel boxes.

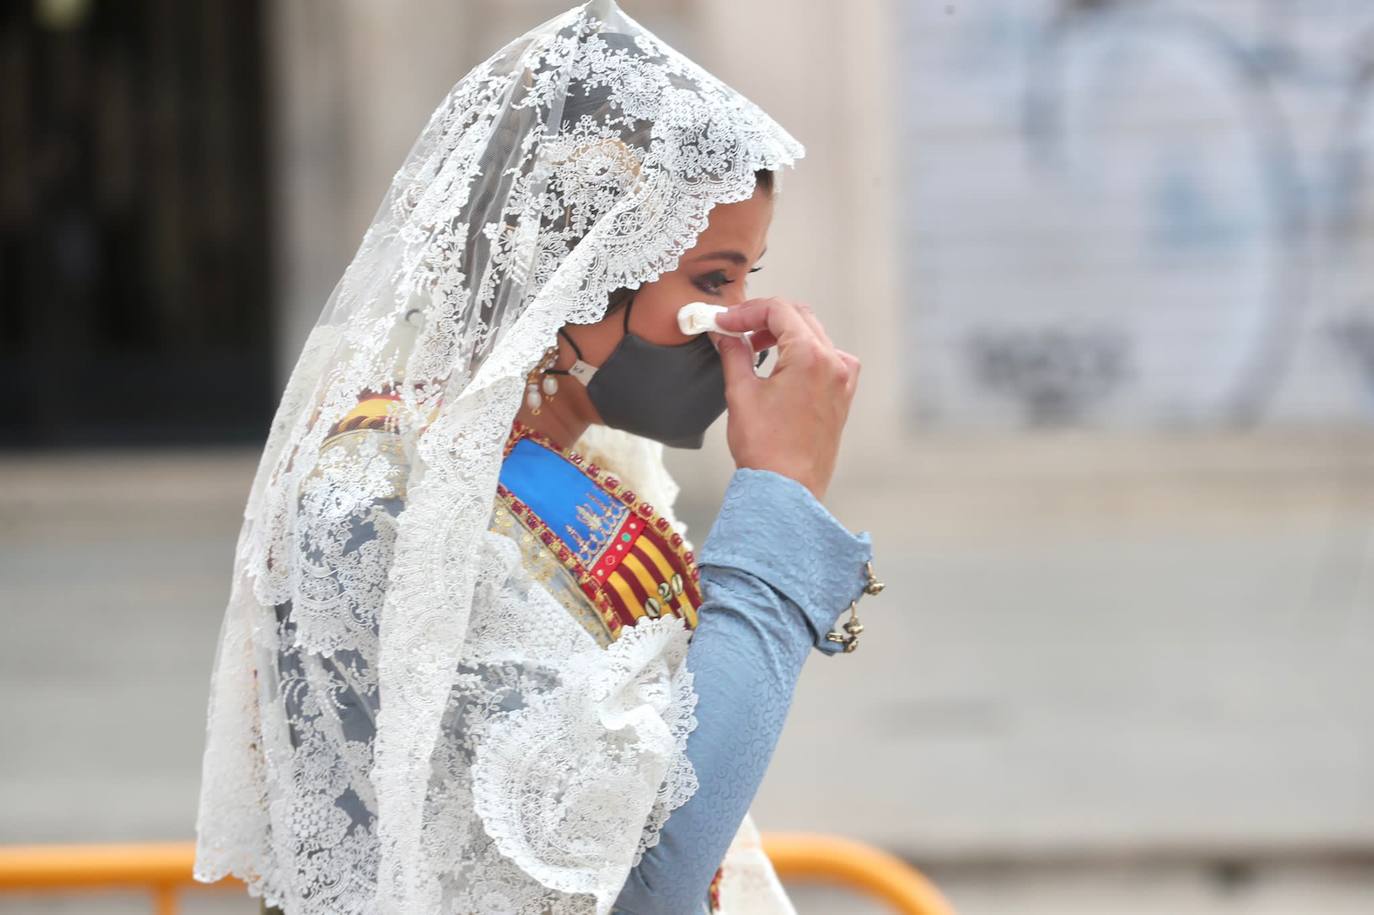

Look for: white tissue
[677,301,749,338]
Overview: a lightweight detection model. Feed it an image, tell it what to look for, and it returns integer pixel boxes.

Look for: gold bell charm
[863,560,885,596]
[825,599,863,653]
[826,559,881,653]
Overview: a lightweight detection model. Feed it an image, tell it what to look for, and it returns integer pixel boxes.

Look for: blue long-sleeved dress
[610,467,874,913]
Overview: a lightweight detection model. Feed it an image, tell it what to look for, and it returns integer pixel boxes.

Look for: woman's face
[559,184,774,367]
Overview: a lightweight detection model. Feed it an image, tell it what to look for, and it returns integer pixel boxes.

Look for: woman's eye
[694,270,733,296]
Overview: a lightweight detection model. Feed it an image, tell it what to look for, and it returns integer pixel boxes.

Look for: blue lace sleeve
[612,468,875,914]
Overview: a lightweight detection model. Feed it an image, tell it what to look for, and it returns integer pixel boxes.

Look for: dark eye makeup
[694,265,763,297]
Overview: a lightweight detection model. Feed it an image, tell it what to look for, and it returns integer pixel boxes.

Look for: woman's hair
[606,168,773,314]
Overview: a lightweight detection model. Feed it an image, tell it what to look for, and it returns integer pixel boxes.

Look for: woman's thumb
[712,332,756,389]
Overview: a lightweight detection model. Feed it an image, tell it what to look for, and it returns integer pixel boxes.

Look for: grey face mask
[549,294,728,449]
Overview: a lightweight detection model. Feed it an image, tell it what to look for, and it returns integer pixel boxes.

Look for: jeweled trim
[498,420,703,633]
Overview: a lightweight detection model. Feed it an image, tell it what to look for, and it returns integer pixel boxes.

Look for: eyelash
[695,266,762,296]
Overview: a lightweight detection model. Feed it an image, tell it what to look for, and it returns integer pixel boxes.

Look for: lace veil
[193,1,804,912]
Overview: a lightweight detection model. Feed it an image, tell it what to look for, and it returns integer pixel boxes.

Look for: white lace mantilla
[193,1,803,912]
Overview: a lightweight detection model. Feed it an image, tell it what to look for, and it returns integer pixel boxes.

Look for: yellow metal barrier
[0,842,226,915]
[0,836,956,914]
[763,832,957,915]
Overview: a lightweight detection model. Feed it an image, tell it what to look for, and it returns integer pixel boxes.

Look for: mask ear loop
[542,327,595,385]
[543,294,634,388]
[551,327,585,364]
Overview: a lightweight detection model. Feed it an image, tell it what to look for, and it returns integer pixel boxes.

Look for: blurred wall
[900,1,1374,430]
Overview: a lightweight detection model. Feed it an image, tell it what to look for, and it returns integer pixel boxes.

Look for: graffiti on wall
[901,0,1374,428]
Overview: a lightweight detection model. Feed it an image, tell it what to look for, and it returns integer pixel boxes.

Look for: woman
[194,2,881,913]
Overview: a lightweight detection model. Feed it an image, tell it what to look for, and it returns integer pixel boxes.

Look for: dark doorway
[0,0,274,447]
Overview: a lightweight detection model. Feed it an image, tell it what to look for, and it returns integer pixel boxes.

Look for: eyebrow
[691,246,767,265]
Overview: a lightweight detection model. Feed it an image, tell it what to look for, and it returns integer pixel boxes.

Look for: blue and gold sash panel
[321,391,405,444]
[498,421,703,639]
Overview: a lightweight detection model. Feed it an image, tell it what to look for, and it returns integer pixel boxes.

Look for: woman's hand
[709,297,860,503]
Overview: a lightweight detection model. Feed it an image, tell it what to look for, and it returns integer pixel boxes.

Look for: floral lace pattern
[194,1,803,913]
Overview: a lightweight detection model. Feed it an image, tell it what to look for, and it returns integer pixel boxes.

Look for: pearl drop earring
[524,344,562,415]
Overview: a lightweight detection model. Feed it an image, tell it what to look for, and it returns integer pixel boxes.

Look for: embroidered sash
[497,421,704,641]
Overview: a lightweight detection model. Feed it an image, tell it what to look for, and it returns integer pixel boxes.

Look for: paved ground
[2,432,1372,913]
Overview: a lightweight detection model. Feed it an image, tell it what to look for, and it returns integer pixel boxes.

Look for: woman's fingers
[746,329,779,352]
[710,331,760,391]
[837,348,861,398]
[714,298,817,356]
[716,298,845,368]
[793,301,835,352]
[715,299,858,503]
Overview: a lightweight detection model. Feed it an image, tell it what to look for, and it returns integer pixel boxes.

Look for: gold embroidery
[489,501,614,648]
[495,420,704,642]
